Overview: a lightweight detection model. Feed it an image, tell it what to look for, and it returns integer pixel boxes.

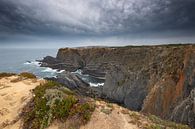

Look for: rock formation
[41,44,195,128]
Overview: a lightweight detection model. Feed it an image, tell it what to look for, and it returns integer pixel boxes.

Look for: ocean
[0,48,58,78]
[0,48,104,86]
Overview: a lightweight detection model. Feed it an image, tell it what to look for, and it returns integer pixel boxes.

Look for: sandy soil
[48,100,152,129]
[0,76,142,129]
[0,76,43,129]
[80,101,139,129]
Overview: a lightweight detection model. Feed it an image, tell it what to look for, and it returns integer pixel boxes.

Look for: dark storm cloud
[0,0,195,41]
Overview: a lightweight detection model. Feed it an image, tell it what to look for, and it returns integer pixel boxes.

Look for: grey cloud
[0,0,195,39]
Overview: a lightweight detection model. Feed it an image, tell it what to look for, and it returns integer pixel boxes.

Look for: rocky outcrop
[41,44,195,128]
[46,71,104,98]
[103,65,150,110]
[55,71,89,89]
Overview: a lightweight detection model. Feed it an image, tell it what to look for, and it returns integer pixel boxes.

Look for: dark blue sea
[0,48,104,86]
[0,48,58,78]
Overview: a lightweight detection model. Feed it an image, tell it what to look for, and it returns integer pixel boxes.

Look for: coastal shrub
[19,72,36,79]
[128,112,142,126]
[70,102,95,123]
[148,115,190,129]
[0,72,16,79]
[107,103,113,108]
[101,108,112,115]
[22,80,95,129]
[145,124,163,129]
[52,96,77,119]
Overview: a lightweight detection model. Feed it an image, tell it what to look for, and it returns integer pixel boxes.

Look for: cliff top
[58,43,195,50]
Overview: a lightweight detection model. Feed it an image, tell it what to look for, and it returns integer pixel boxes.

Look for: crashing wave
[42,67,57,73]
[24,61,41,66]
[89,82,104,87]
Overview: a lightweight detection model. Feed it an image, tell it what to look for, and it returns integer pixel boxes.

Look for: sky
[0,0,195,48]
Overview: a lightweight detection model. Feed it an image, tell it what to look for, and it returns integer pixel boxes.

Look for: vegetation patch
[117,79,126,86]
[128,112,142,126]
[22,81,95,129]
[0,72,16,79]
[19,72,37,79]
[106,103,113,109]
[101,108,112,115]
[147,115,190,129]
[128,113,190,129]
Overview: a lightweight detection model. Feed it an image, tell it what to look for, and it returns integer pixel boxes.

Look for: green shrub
[19,72,36,79]
[70,102,95,123]
[148,115,190,129]
[23,81,95,129]
[145,124,163,129]
[0,72,16,79]
[52,96,77,118]
[101,108,112,115]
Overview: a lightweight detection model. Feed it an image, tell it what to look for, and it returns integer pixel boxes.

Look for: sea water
[0,48,58,78]
[0,48,104,87]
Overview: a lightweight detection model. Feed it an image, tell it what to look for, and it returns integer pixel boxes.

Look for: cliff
[41,44,195,128]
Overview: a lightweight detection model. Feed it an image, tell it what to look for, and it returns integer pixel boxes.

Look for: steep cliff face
[41,45,195,128]
[142,46,195,128]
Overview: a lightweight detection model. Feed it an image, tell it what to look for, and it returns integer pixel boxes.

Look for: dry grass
[0,73,16,79]
[19,72,37,79]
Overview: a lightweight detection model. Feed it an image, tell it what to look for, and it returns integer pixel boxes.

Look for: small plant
[107,103,113,109]
[61,87,75,95]
[19,72,37,79]
[129,112,140,120]
[101,108,112,115]
[129,112,142,126]
[117,79,126,86]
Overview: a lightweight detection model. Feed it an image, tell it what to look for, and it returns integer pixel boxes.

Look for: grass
[128,112,142,126]
[0,72,16,79]
[145,124,163,129]
[101,108,112,115]
[22,81,95,129]
[19,72,37,79]
[128,112,190,129]
[70,102,95,122]
[107,103,113,109]
[147,115,190,129]
[0,72,36,82]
